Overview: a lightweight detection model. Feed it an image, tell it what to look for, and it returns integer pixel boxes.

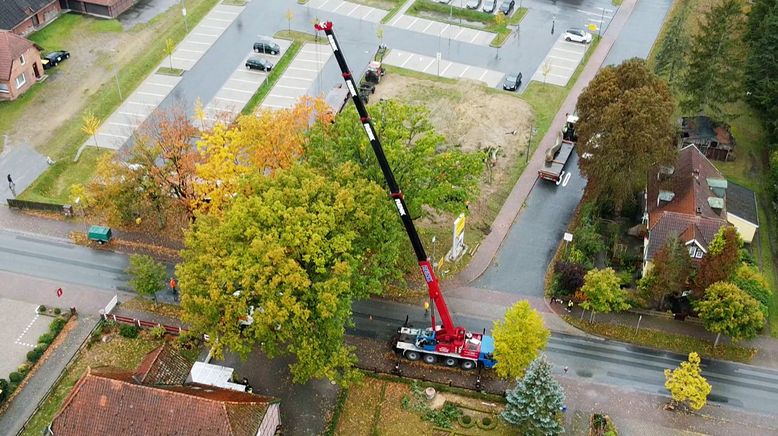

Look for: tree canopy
[579,268,631,317]
[664,352,711,411]
[695,226,742,294]
[177,163,402,385]
[305,100,484,217]
[575,58,676,210]
[492,301,550,380]
[127,254,168,303]
[641,236,692,309]
[694,281,765,343]
[682,0,746,119]
[501,355,564,435]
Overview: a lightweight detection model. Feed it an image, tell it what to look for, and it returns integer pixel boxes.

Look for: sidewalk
[0,315,100,435]
[553,302,778,369]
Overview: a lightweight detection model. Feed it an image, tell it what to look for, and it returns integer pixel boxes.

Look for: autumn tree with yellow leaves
[664,352,711,411]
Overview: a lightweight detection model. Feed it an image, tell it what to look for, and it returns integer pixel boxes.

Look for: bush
[38,333,55,345]
[102,320,117,334]
[27,348,43,363]
[35,343,48,354]
[17,363,30,374]
[119,324,139,338]
[38,305,46,313]
[458,414,475,428]
[9,372,24,383]
[49,318,66,334]
[477,415,498,430]
[149,325,166,339]
[53,307,61,315]
[0,379,8,403]
[554,261,586,295]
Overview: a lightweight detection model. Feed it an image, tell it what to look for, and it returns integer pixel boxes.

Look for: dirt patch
[372,74,533,229]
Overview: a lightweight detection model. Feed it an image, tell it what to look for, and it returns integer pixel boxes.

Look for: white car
[482,0,496,12]
[564,29,593,44]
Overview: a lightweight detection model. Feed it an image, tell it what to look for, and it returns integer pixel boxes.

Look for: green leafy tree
[501,355,564,435]
[732,263,773,319]
[575,58,676,211]
[694,281,765,346]
[580,268,631,321]
[664,352,711,411]
[695,226,742,294]
[653,0,691,87]
[127,254,167,304]
[681,0,746,119]
[642,236,692,309]
[305,100,484,218]
[492,301,550,380]
[177,163,401,386]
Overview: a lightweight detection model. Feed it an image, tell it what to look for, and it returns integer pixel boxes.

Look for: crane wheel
[422,354,437,364]
[444,357,458,367]
[405,351,420,361]
[461,360,475,370]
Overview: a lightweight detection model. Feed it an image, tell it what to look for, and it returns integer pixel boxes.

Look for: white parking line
[193,32,219,38]
[200,24,225,30]
[346,4,359,15]
[409,17,419,27]
[119,111,147,117]
[96,132,128,139]
[126,101,157,107]
[177,48,204,54]
[423,59,436,72]
[214,96,245,103]
[108,121,136,128]
[401,55,412,67]
[207,17,233,23]
[231,77,263,84]
[478,70,488,81]
[223,87,254,94]
[145,82,174,88]
[469,32,479,43]
[267,94,296,100]
[262,103,287,109]
[185,40,211,46]
[441,62,452,75]
[136,91,165,97]
[455,28,465,39]
[439,24,449,36]
[422,21,434,33]
[460,66,470,77]
[276,84,308,90]
[283,75,312,81]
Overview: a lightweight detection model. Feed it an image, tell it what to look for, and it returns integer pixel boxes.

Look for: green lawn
[563,316,757,363]
[27,13,122,52]
[22,147,110,204]
[18,0,219,204]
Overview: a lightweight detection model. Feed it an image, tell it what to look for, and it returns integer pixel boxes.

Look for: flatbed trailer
[538,139,575,182]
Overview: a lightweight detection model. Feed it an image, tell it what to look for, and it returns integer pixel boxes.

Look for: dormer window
[689,245,704,259]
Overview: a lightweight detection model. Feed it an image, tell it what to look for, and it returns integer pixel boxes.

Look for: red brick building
[0,0,62,35]
[0,31,44,101]
[60,0,136,18]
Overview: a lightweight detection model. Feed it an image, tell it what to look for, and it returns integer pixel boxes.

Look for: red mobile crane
[314,21,495,370]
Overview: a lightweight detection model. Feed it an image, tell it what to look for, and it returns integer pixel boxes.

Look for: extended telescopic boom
[314,21,463,345]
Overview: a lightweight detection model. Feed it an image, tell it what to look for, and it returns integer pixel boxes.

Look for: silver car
[482,0,496,13]
[466,0,482,9]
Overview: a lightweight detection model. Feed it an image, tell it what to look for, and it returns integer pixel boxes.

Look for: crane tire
[461,360,475,370]
[405,351,420,361]
[422,354,437,364]
[444,357,458,367]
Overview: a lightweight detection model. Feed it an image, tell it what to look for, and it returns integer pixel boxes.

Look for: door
[33,62,40,79]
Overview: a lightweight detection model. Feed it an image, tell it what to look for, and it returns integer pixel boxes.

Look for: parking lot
[261,44,333,110]
[383,49,504,87]
[387,14,495,46]
[198,39,291,126]
[306,0,387,23]
[173,4,244,71]
[0,298,50,378]
[530,37,590,86]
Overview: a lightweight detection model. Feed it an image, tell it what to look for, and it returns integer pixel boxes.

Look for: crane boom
[314,21,463,346]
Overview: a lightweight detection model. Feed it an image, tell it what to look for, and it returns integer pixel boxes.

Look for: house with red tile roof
[0,31,44,100]
[643,145,758,274]
[0,0,61,36]
[47,345,281,435]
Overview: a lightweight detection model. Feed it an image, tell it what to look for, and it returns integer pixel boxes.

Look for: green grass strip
[563,315,756,363]
[242,41,302,115]
[19,0,219,204]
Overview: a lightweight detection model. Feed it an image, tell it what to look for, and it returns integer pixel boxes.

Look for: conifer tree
[501,355,565,435]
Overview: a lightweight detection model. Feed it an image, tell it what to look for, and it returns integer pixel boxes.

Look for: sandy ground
[373,74,534,230]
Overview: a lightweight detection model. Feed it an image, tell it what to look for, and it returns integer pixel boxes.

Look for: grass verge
[21,334,164,436]
[381,0,409,24]
[27,13,122,52]
[21,147,110,204]
[242,42,302,114]
[18,0,219,204]
[349,0,404,10]
[120,296,184,319]
[274,30,322,44]
[222,0,246,4]
[156,67,185,76]
[563,315,757,363]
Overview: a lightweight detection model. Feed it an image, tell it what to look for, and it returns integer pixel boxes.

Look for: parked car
[253,38,280,55]
[466,0,482,9]
[482,0,496,13]
[246,56,273,71]
[564,28,593,43]
[499,0,515,15]
[41,50,70,70]
[502,72,522,91]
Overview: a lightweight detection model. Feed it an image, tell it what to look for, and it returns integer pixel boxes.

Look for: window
[15,73,26,89]
[688,245,704,259]
[0,83,9,93]
[19,54,25,65]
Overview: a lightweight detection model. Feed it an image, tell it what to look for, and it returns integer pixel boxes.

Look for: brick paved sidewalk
[0,315,100,435]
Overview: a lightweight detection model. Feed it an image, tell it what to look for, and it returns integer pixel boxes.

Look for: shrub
[49,318,66,334]
[554,261,586,295]
[38,333,55,345]
[458,414,475,428]
[38,305,46,313]
[35,343,48,354]
[119,325,139,338]
[102,320,117,334]
[53,307,61,315]
[477,415,498,430]
[149,325,166,339]
[9,372,24,383]
[0,379,8,403]
[27,348,43,363]
[17,363,30,374]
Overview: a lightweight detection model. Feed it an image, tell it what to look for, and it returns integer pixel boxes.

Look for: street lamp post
[181,0,189,33]
[527,126,537,163]
[110,49,122,100]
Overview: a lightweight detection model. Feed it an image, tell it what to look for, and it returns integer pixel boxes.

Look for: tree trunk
[714,332,721,348]
[589,310,595,323]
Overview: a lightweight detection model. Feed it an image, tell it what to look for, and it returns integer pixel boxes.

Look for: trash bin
[87,225,112,244]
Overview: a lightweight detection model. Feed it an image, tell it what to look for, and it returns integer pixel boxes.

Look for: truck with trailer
[538,113,578,183]
[316,21,496,370]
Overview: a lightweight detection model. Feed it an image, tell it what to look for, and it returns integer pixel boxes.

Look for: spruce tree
[501,355,565,435]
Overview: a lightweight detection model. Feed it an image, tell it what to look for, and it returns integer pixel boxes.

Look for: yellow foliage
[492,301,550,380]
[663,352,711,411]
